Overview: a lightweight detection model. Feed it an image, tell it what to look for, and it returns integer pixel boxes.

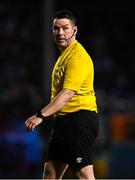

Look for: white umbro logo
[76,157,83,163]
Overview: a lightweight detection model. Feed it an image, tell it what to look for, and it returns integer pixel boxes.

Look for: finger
[29,122,34,131]
[25,122,30,132]
[32,126,35,132]
[25,120,31,129]
[30,121,37,132]
[26,124,32,132]
[26,126,29,132]
[26,121,33,132]
[25,121,29,129]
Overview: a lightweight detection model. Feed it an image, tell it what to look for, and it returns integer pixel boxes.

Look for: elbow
[63,88,76,97]
[62,89,76,102]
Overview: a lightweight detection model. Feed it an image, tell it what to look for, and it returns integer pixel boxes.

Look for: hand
[25,115,43,132]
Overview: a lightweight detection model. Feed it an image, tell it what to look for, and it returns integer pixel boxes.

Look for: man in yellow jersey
[25,10,99,179]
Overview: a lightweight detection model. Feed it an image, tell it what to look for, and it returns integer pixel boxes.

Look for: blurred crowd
[0,1,45,178]
[0,1,135,179]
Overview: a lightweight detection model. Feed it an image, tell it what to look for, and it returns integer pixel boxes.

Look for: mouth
[57,38,66,43]
[55,36,66,42]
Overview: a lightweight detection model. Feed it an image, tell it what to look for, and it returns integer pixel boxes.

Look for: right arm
[25,88,75,132]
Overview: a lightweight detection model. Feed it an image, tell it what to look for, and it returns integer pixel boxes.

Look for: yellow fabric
[51,40,98,115]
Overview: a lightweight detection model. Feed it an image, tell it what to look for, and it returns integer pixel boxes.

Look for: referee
[25,10,99,179]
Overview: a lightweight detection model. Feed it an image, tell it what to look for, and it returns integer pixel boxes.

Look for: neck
[60,38,76,52]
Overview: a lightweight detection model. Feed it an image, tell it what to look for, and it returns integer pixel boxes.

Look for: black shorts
[46,110,99,171]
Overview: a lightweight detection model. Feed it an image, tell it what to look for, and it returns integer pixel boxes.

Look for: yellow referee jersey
[51,40,98,115]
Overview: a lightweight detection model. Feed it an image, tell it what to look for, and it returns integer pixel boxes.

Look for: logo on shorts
[76,157,83,163]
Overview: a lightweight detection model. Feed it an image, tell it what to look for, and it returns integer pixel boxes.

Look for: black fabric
[46,110,99,170]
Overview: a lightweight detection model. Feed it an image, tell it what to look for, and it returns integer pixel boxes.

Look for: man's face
[52,18,76,50]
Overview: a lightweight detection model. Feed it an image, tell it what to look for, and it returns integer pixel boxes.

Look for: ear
[74,26,78,35]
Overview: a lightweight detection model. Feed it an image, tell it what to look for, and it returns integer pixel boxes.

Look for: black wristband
[36,110,45,120]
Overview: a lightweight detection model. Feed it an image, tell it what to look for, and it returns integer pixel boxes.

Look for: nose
[58,28,64,35]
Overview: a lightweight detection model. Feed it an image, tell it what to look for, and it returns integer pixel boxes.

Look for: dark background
[0,0,135,178]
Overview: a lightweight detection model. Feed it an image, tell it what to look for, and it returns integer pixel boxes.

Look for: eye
[63,26,69,31]
[53,26,59,31]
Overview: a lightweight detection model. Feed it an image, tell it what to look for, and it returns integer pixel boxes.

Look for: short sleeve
[63,57,88,92]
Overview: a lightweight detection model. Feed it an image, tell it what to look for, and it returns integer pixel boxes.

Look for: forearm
[41,89,75,117]
[25,89,75,132]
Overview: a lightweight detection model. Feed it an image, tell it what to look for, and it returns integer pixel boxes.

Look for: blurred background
[0,0,135,179]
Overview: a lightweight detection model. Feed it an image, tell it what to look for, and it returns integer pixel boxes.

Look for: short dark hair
[53,10,77,26]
